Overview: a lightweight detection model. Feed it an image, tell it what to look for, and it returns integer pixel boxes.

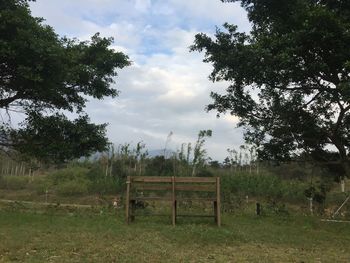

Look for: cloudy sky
[29,0,251,161]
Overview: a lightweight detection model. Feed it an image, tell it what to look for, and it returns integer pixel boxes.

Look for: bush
[197,169,214,177]
[27,177,52,195]
[50,167,89,184]
[56,179,89,196]
[0,176,29,190]
[50,167,90,196]
[220,172,306,203]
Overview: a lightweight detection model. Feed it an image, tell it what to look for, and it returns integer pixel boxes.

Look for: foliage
[49,166,125,195]
[0,0,130,162]
[50,167,89,184]
[192,130,212,176]
[0,138,345,208]
[191,0,350,179]
[27,177,51,195]
[0,175,29,190]
[56,180,89,196]
[14,114,108,162]
[86,165,125,194]
[145,156,174,176]
[220,172,307,202]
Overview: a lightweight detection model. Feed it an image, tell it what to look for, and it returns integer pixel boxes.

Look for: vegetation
[0,139,349,218]
[191,0,350,181]
[0,0,130,162]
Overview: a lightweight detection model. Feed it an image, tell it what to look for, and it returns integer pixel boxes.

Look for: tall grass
[0,176,30,190]
[220,171,307,203]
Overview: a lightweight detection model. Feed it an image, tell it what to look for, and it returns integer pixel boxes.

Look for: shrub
[86,165,107,181]
[56,179,89,196]
[197,168,214,177]
[88,176,125,195]
[50,167,89,184]
[0,176,29,190]
[220,172,306,203]
[27,177,52,195]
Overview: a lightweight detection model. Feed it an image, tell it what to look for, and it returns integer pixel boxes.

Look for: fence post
[256,202,261,216]
[216,177,221,227]
[125,176,131,224]
[172,176,176,226]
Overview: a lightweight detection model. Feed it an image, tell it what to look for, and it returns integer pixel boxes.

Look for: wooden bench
[125,176,221,226]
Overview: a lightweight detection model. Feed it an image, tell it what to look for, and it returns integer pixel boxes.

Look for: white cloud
[135,0,152,12]
[28,0,248,161]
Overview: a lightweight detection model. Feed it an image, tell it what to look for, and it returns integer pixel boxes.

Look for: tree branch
[0,92,22,108]
[302,91,323,108]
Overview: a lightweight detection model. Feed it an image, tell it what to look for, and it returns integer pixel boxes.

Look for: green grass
[0,204,350,262]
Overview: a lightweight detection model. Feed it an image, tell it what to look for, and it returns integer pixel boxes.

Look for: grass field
[0,203,350,263]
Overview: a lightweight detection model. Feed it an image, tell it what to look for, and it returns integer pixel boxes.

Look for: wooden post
[308,197,313,215]
[172,176,176,226]
[214,201,217,223]
[175,200,177,222]
[125,176,131,224]
[216,177,221,227]
[131,200,135,222]
[256,203,261,216]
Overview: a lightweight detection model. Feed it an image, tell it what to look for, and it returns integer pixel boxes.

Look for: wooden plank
[130,176,216,183]
[176,214,215,218]
[131,197,216,202]
[130,196,216,202]
[0,199,92,208]
[132,214,171,217]
[172,176,176,226]
[174,177,217,183]
[175,185,216,192]
[216,177,221,227]
[130,176,172,183]
[133,184,172,191]
[125,176,131,224]
[176,197,216,202]
[131,197,172,201]
[321,219,350,223]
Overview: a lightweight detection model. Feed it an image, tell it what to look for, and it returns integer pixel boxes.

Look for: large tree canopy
[191,0,350,178]
[0,0,130,162]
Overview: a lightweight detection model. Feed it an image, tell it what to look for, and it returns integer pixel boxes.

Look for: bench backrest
[125,176,221,226]
[127,176,219,199]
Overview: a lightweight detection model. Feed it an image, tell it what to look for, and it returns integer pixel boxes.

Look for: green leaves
[13,113,108,163]
[0,0,130,162]
[192,0,350,170]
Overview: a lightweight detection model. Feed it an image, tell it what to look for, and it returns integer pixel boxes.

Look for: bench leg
[126,200,130,224]
[214,201,217,223]
[131,200,136,222]
[172,200,176,226]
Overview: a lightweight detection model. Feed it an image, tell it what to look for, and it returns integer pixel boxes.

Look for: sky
[29,0,251,161]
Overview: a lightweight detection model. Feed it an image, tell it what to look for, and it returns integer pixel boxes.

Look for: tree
[0,0,130,162]
[191,0,350,180]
